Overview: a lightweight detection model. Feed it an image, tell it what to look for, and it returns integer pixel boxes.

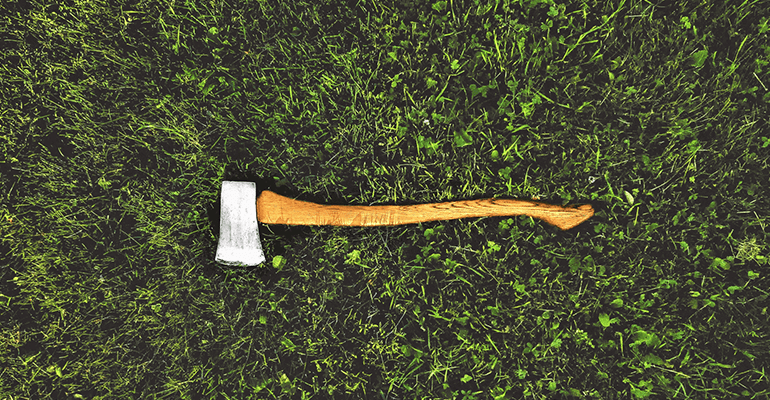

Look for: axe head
[215,181,266,266]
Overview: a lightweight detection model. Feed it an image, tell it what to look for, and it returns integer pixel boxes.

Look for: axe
[215,181,594,266]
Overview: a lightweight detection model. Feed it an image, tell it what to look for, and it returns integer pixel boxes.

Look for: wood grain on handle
[257,190,594,230]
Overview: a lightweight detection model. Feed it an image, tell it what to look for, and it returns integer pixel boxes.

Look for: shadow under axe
[215,180,595,266]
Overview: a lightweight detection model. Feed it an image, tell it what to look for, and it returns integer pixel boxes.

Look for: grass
[1,0,769,398]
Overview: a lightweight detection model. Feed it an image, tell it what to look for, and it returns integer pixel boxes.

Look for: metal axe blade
[215,181,266,266]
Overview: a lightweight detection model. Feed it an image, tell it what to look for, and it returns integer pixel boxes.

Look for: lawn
[1,0,769,398]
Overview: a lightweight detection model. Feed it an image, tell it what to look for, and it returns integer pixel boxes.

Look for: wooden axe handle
[257,190,594,230]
